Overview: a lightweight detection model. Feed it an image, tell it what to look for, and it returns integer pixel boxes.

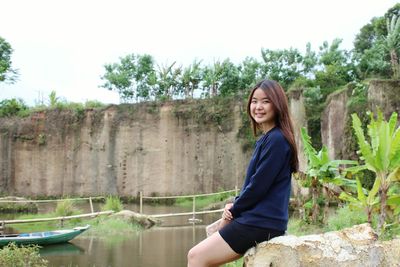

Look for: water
[1,202,221,267]
[41,225,208,267]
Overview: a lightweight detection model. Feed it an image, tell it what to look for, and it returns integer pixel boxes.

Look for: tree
[217,59,240,97]
[315,39,356,93]
[100,54,156,102]
[0,98,28,117]
[384,15,400,79]
[202,61,223,97]
[237,57,262,92]
[155,61,180,100]
[299,127,356,224]
[100,54,136,101]
[351,111,400,234]
[353,4,400,79]
[260,47,304,89]
[179,60,202,98]
[0,36,18,83]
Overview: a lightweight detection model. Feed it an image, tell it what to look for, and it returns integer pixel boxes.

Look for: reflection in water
[3,203,221,267]
[40,242,85,256]
[43,225,209,267]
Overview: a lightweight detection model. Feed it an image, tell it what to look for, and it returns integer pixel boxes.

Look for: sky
[0,0,398,106]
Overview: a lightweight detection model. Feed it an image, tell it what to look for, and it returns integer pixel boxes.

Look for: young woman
[187,79,299,267]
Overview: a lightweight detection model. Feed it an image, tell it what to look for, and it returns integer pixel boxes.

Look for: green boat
[0,225,90,246]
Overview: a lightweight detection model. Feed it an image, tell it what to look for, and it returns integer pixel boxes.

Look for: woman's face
[250,88,276,132]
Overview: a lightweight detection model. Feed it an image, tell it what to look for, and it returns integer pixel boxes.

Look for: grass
[223,258,243,267]
[101,196,123,212]
[55,199,81,216]
[288,204,400,240]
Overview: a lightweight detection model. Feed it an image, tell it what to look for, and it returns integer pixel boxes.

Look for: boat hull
[0,225,90,246]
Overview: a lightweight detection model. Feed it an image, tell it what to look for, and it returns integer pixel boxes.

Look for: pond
[1,201,221,267]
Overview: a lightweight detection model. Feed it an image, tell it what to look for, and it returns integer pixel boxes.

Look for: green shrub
[0,243,48,267]
[0,98,29,118]
[325,205,368,231]
[102,196,123,212]
[55,199,78,216]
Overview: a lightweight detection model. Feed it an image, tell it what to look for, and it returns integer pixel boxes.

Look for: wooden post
[89,197,94,213]
[0,221,4,231]
[140,191,143,214]
[235,185,238,196]
[192,196,196,221]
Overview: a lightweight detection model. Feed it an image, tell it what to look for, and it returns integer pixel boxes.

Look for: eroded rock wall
[321,88,349,160]
[0,101,249,197]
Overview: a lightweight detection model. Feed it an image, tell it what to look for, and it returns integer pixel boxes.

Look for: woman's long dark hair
[247,79,299,172]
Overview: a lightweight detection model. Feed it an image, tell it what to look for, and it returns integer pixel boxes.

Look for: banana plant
[339,176,380,224]
[300,127,357,223]
[350,111,400,234]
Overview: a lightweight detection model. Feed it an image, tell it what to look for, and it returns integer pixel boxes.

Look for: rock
[244,223,400,267]
[111,210,159,229]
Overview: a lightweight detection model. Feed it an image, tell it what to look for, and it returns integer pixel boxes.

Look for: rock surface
[111,210,159,229]
[244,224,400,267]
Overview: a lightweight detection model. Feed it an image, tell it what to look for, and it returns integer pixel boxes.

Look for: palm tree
[385,15,400,79]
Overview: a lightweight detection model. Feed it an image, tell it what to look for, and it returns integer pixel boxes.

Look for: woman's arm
[230,133,290,218]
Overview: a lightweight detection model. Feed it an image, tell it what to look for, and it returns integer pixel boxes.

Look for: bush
[325,205,368,231]
[55,199,78,216]
[0,243,48,267]
[102,196,123,212]
[0,98,29,117]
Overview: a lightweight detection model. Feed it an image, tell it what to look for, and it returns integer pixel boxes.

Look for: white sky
[0,0,398,105]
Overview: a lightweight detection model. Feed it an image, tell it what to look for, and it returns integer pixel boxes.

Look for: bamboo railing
[140,187,239,222]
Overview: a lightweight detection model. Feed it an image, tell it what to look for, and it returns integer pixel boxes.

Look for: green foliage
[316,39,356,91]
[260,47,304,89]
[0,201,38,213]
[353,4,400,79]
[101,196,123,212]
[84,100,107,109]
[0,243,48,267]
[172,96,236,132]
[55,199,79,216]
[202,59,241,97]
[349,111,400,234]
[299,127,357,224]
[223,258,243,267]
[303,86,324,149]
[48,90,59,108]
[325,205,368,231]
[0,98,29,117]
[0,36,19,83]
[100,53,156,102]
[178,60,202,98]
[384,14,400,78]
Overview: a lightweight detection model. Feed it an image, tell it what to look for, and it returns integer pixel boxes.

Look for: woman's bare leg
[187,232,242,267]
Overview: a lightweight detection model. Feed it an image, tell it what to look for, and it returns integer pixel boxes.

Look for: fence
[0,188,240,228]
[0,196,107,230]
[139,187,239,222]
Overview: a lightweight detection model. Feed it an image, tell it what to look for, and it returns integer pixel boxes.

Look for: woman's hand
[222,203,233,221]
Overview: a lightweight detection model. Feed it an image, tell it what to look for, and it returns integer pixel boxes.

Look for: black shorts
[219,220,285,254]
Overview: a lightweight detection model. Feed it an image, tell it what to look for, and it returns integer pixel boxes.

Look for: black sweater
[230,127,292,231]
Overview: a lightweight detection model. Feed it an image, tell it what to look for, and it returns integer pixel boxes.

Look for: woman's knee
[187,247,200,266]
